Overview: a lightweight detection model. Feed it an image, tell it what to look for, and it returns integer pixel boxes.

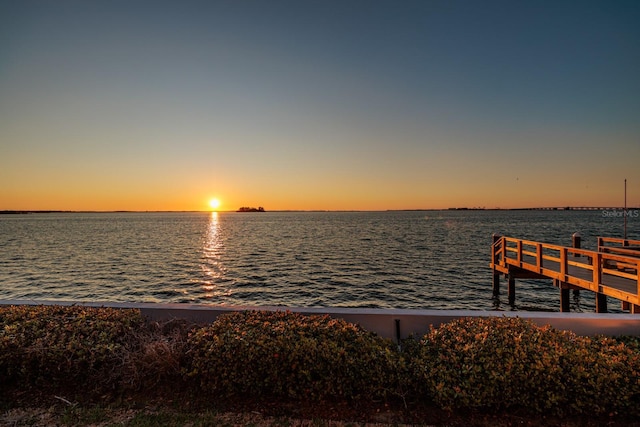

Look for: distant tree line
[237,207,265,212]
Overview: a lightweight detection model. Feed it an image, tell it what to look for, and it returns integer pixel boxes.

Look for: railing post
[560,247,567,277]
[492,234,501,296]
[637,258,640,311]
[571,233,580,301]
[593,251,604,310]
[536,243,542,270]
[517,240,522,264]
[593,252,602,287]
[492,234,502,262]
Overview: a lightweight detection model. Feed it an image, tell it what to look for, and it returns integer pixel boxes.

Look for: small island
[237,206,265,212]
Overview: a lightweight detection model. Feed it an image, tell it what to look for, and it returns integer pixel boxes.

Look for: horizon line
[2,206,639,214]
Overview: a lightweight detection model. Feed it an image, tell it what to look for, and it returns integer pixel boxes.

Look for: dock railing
[598,237,640,256]
[491,236,640,313]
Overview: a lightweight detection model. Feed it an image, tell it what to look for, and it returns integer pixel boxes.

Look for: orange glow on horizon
[1,184,639,212]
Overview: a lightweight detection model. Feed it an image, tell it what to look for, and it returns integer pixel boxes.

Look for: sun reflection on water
[201,212,230,299]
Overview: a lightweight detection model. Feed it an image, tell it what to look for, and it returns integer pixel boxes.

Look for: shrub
[185,310,401,401]
[408,316,640,416]
[615,335,640,353]
[121,318,193,392]
[563,335,640,415]
[0,305,146,393]
[2,305,639,420]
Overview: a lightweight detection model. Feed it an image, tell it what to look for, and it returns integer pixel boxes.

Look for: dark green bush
[0,305,146,392]
[564,335,640,415]
[2,305,639,419]
[408,316,640,416]
[185,310,401,401]
[616,335,640,353]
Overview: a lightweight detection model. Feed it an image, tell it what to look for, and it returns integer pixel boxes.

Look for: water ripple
[0,210,638,311]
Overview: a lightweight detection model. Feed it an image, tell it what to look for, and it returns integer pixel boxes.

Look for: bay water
[1,210,638,312]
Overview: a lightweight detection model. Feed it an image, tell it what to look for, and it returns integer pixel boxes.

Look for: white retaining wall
[1,300,639,341]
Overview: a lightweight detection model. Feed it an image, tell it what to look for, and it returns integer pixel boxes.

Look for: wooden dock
[490,235,640,313]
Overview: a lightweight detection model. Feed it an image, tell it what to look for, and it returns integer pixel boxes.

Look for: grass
[4,397,640,427]
[1,405,415,427]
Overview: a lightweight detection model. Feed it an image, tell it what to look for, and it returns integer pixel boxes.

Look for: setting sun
[208,198,221,210]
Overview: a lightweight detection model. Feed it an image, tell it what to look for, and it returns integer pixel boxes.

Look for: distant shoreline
[1,207,637,215]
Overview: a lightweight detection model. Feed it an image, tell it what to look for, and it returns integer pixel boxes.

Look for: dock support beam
[560,288,570,312]
[556,280,571,312]
[508,275,515,305]
[622,301,640,313]
[595,293,608,313]
[492,273,500,296]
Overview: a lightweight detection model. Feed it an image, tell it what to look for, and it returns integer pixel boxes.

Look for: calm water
[1,210,638,312]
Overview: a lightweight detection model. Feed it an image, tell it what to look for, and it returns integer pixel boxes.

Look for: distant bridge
[510,207,638,211]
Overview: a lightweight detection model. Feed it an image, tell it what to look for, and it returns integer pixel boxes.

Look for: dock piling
[596,293,608,313]
[560,288,571,312]
[508,275,515,306]
[572,232,581,254]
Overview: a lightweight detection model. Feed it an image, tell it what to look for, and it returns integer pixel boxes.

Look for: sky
[1,0,639,211]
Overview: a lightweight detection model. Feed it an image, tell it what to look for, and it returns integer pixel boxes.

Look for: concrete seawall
[2,300,639,341]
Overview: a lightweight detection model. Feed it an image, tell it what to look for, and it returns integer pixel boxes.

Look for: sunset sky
[1,0,639,211]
